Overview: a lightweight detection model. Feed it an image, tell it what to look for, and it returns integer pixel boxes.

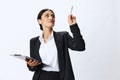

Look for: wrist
[69,23,77,26]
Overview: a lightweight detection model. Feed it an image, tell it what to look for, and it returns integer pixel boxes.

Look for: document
[10,54,40,62]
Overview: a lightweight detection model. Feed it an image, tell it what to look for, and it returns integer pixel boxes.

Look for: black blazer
[27,23,85,80]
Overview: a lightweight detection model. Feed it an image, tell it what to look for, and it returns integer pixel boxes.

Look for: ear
[38,19,42,24]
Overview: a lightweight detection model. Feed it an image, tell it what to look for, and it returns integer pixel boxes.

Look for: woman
[26,8,85,80]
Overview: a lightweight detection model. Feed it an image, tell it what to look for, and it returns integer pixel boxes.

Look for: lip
[48,20,54,23]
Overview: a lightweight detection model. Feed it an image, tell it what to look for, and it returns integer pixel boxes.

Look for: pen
[70,6,73,14]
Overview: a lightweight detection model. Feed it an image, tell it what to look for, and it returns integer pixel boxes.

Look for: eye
[44,14,49,18]
[51,14,55,18]
[44,14,55,18]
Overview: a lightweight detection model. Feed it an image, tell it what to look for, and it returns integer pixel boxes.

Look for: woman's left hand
[68,14,76,26]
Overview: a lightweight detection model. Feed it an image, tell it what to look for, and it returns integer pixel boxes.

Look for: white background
[0,0,119,80]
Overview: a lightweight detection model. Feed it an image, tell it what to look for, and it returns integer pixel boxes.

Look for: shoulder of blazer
[30,36,39,42]
[54,31,68,36]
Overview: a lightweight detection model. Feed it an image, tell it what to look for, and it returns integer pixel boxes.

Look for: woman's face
[38,10,55,29]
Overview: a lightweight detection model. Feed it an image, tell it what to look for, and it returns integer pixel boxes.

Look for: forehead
[42,10,54,15]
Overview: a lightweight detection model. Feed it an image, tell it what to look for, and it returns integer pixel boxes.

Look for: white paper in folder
[10,54,27,60]
[10,54,40,62]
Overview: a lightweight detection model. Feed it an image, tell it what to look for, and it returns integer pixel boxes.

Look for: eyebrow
[44,13,55,17]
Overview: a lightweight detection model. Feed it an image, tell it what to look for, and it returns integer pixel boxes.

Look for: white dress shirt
[39,31,59,72]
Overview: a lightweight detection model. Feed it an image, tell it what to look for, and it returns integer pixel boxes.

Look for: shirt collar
[39,31,54,42]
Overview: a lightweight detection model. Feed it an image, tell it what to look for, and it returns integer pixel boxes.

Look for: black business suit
[27,23,85,80]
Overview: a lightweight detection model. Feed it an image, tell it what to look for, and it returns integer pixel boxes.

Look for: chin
[50,26,54,29]
[49,24,54,28]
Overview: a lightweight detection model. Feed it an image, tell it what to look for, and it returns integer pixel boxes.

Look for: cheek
[40,19,47,24]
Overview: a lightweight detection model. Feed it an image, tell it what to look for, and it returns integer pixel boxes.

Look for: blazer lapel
[53,31,65,79]
[34,37,42,62]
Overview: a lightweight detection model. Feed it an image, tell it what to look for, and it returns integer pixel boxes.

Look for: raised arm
[67,14,85,51]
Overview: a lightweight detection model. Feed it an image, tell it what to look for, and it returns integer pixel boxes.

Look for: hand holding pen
[68,6,76,26]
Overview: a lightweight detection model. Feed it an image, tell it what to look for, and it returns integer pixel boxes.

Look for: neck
[43,28,53,43]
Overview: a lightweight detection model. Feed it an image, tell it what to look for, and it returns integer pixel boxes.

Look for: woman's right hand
[26,59,41,67]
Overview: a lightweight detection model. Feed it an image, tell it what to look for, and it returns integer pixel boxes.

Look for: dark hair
[37,9,55,30]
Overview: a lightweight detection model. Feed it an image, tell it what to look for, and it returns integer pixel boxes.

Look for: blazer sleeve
[27,38,42,71]
[66,23,85,51]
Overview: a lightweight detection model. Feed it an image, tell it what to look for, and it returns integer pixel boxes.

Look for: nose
[49,15,53,19]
